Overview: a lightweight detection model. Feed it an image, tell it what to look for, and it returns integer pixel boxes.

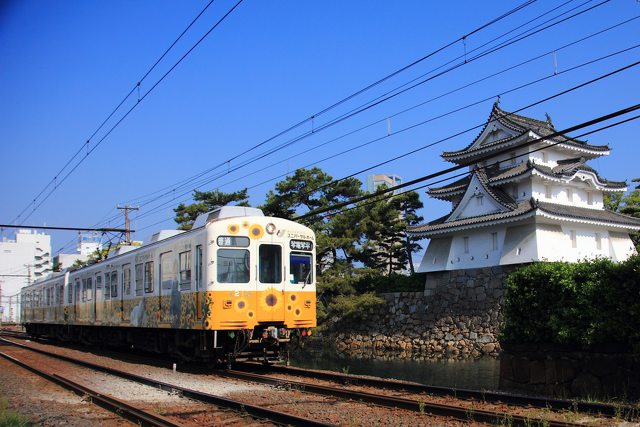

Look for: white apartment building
[409,103,640,272]
[0,229,52,321]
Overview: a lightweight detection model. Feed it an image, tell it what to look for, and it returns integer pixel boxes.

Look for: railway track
[217,368,593,427]
[3,334,634,426]
[0,337,332,427]
[239,362,636,418]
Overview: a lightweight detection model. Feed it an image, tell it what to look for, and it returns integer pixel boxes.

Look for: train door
[256,243,284,323]
[121,264,131,322]
[159,251,175,323]
[94,273,102,324]
[86,277,94,322]
[103,272,111,323]
[110,270,118,323]
[74,278,81,321]
[195,245,204,320]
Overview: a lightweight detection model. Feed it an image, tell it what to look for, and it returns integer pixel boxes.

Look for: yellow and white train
[21,206,316,364]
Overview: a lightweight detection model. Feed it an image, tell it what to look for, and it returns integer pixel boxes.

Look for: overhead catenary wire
[128,50,640,227]
[313,113,640,223]
[295,102,640,223]
[111,0,621,229]
[120,0,614,212]
[9,0,244,227]
[116,0,543,209]
[33,0,632,247]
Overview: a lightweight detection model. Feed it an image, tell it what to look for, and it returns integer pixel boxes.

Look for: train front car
[204,209,316,365]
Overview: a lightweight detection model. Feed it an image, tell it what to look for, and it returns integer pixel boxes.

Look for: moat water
[289,348,500,390]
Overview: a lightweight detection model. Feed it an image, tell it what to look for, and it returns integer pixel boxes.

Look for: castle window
[587,192,593,205]
[570,230,577,248]
[512,184,519,199]
[463,236,469,254]
[510,151,517,165]
[595,233,602,250]
[545,185,552,199]
[492,232,498,251]
[567,188,573,203]
[542,151,548,163]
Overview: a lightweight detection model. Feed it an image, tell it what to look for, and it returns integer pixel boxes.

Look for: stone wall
[500,345,640,399]
[327,265,524,358]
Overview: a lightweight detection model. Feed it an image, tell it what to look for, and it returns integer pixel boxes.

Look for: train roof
[192,206,264,228]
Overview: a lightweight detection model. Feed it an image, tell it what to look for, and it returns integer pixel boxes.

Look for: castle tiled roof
[487,158,627,190]
[408,198,640,237]
[441,103,610,164]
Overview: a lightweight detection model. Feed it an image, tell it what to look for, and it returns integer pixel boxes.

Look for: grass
[0,399,32,427]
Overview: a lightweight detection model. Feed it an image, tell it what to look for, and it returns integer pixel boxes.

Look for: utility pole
[117,205,139,244]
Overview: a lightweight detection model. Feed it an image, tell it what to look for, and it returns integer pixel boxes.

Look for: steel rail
[0,351,180,427]
[241,362,631,417]
[0,337,334,427]
[219,369,586,427]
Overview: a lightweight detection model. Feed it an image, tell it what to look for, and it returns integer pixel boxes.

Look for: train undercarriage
[23,323,301,366]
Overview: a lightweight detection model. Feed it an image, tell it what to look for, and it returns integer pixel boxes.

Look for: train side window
[81,279,87,302]
[217,249,250,283]
[144,261,154,293]
[179,251,191,290]
[67,282,73,304]
[160,251,175,290]
[111,271,118,298]
[104,273,111,300]
[75,279,81,303]
[195,245,203,291]
[290,252,313,284]
[135,263,143,295]
[259,244,282,284]
[123,264,131,295]
[86,277,93,301]
[95,274,102,299]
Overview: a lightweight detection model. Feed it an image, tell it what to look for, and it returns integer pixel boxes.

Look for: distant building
[409,103,640,272]
[367,174,402,194]
[53,232,102,271]
[0,230,51,321]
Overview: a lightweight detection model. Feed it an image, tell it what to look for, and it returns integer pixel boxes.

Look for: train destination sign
[290,239,313,251]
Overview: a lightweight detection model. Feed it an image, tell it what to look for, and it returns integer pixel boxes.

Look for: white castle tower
[409,103,640,272]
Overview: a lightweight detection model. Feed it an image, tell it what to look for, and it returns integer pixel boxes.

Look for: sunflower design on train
[259,286,283,313]
[227,224,240,234]
[249,224,264,240]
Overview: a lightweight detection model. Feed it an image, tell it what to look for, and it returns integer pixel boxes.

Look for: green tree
[70,246,111,270]
[173,189,249,230]
[604,178,640,250]
[390,190,424,274]
[359,191,408,275]
[260,167,363,269]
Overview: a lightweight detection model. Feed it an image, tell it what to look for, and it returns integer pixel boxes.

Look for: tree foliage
[174,189,249,230]
[502,256,640,350]
[260,167,364,269]
[604,178,640,250]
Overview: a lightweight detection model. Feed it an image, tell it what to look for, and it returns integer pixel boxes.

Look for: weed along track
[238,362,638,418]
[0,337,326,426]
[2,334,636,426]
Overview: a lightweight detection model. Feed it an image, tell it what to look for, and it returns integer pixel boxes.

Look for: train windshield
[259,244,282,284]
[217,249,250,283]
[290,253,312,285]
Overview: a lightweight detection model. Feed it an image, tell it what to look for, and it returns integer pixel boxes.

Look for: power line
[296,102,640,222]
[130,46,640,226]
[0,224,128,233]
[117,0,541,211]
[9,0,243,227]
[122,0,611,211]
[313,113,640,222]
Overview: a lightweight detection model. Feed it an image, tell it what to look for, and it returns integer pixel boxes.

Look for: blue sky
[1,0,639,256]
